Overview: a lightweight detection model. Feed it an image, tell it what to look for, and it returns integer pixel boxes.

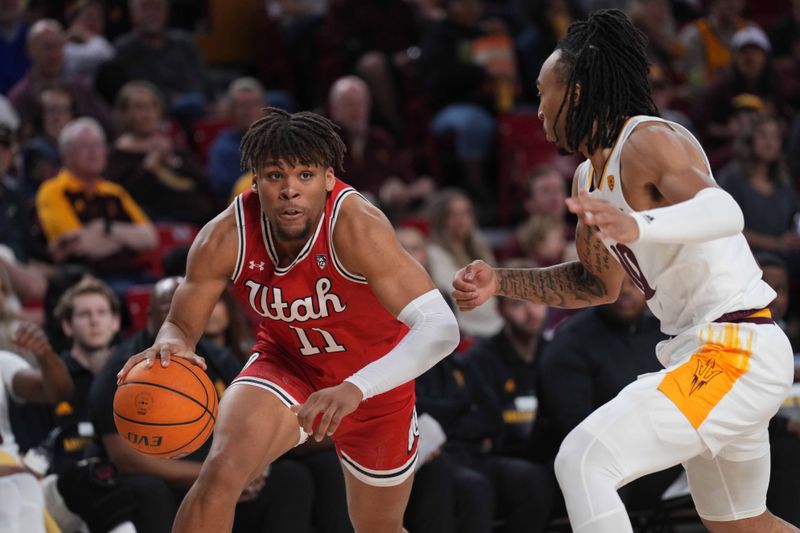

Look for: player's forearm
[155,319,202,352]
[35,349,74,403]
[631,187,743,244]
[345,290,460,400]
[495,262,613,308]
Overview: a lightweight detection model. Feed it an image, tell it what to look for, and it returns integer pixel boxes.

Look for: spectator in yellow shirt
[35,117,157,281]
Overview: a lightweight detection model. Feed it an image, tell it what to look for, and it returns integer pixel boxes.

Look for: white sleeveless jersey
[576,115,775,335]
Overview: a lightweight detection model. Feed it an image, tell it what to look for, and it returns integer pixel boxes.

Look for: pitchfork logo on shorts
[689,357,723,396]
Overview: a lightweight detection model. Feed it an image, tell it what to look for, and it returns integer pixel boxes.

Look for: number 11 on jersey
[289,326,347,356]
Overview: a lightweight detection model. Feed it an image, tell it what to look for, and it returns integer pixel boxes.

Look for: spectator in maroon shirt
[328,75,434,220]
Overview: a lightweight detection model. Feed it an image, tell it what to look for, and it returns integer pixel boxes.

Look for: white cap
[732,26,772,53]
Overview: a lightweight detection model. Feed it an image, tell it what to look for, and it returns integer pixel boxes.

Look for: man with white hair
[35,118,156,278]
[208,77,267,200]
[8,19,115,137]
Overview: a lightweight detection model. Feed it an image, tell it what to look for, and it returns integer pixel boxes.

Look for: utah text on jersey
[243,277,347,322]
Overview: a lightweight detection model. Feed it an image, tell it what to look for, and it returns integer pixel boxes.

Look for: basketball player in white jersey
[453,9,798,533]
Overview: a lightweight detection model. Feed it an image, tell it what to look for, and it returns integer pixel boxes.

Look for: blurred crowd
[0,0,799,531]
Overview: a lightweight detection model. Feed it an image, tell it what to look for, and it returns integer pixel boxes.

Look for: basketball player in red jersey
[117,108,460,533]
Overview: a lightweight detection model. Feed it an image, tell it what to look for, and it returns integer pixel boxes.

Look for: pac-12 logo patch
[316,254,327,269]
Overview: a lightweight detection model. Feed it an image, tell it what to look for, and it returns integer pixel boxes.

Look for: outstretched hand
[451,260,498,311]
[565,190,640,243]
[12,322,55,360]
[291,382,363,442]
[117,341,206,385]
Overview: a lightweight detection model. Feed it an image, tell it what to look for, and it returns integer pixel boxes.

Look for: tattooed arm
[497,220,625,304]
[452,170,626,310]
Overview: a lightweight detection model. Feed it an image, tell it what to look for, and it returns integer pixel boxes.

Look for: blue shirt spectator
[0,2,28,95]
[207,77,266,200]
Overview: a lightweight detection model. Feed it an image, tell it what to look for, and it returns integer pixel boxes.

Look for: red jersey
[229,179,410,389]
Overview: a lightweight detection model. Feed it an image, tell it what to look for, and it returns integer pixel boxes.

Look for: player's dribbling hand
[291,382,363,442]
[451,260,498,311]
[116,341,207,385]
[565,190,640,243]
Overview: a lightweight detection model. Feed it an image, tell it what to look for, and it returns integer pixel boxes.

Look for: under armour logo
[316,254,327,269]
[689,358,723,396]
[248,260,265,271]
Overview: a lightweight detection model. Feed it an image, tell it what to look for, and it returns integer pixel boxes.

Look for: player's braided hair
[553,9,658,153]
[240,107,346,172]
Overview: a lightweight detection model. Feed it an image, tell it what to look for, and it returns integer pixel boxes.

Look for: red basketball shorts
[231,350,419,487]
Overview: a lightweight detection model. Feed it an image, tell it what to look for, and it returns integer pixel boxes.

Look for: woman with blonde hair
[427,188,503,336]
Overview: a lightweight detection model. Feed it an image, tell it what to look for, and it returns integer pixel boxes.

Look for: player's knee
[197,453,251,497]
[554,429,587,487]
[555,428,620,490]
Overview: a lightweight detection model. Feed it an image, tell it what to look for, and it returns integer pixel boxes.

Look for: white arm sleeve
[630,187,744,244]
[344,289,460,400]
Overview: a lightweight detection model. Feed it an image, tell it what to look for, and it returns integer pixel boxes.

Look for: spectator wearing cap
[695,25,785,166]
[8,19,115,139]
[35,117,157,290]
[0,0,29,94]
[678,0,755,90]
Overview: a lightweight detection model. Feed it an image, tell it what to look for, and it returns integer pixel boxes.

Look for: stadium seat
[125,284,153,335]
[192,118,230,163]
[137,222,201,278]
[496,112,559,225]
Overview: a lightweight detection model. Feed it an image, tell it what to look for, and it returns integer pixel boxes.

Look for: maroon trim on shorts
[713,308,774,325]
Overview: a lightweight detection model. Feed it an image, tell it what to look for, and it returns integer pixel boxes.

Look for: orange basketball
[114,357,218,458]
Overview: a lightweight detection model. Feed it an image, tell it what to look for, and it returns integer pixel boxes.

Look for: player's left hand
[291,382,363,442]
[566,190,640,243]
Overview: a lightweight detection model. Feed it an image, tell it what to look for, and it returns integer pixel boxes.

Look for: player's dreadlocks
[240,107,347,173]
[553,9,658,154]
